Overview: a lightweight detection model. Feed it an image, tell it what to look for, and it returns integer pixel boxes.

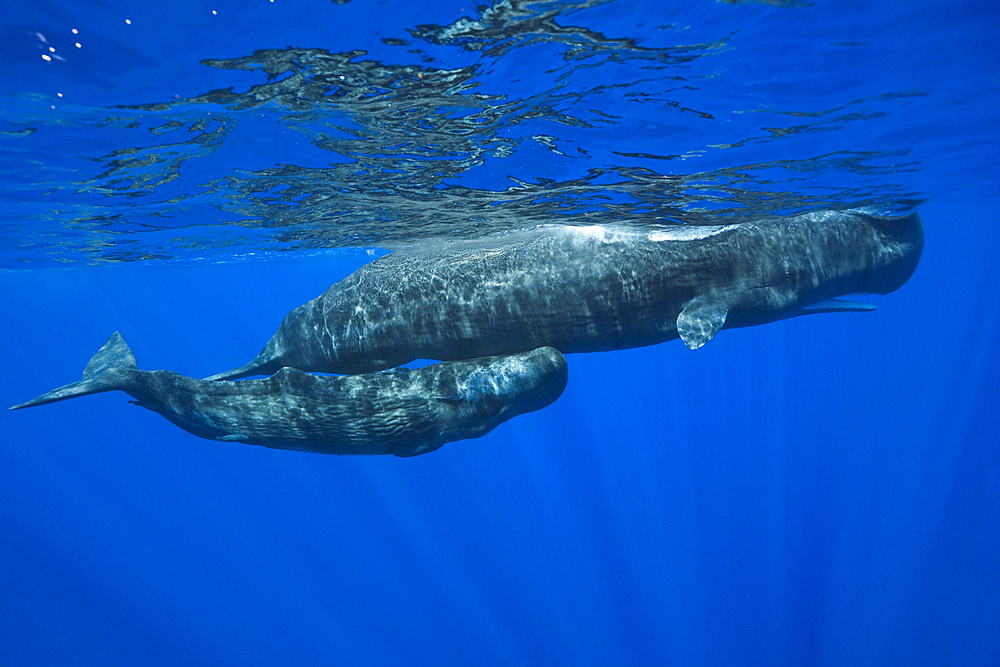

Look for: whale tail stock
[201,333,291,381]
[9,332,138,410]
[202,355,274,382]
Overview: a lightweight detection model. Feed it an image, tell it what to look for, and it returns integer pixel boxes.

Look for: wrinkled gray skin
[10,333,568,457]
[208,210,923,380]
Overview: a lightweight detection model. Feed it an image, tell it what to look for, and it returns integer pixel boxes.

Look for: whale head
[718,210,925,331]
[391,346,568,457]
[780,210,924,304]
[850,210,924,295]
[460,346,569,422]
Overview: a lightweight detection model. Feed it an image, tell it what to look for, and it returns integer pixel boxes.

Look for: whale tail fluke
[9,332,138,410]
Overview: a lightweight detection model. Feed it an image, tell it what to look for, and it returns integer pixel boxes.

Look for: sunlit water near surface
[1,1,998,665]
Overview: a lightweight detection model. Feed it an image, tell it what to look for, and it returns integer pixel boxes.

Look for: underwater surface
[1,0,998,664]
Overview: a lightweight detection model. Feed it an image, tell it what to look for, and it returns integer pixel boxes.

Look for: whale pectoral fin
[677,299,729,350]
[799,298,876,315]
[218,434,249,442]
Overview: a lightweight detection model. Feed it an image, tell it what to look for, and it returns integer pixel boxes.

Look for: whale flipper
[9,332,137,410]
[677,299,729,350]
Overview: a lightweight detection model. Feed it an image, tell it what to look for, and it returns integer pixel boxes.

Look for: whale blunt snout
[866,211,925,295]
[873,210,924,254]
[508,346,569,414]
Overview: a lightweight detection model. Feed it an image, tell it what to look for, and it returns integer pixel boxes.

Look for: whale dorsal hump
[677,299,729,350]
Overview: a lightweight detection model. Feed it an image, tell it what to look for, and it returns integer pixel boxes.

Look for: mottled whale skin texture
[208,210,923,381]
[10,333,568,457]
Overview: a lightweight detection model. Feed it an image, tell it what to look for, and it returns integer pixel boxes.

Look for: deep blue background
[2,1,999,665]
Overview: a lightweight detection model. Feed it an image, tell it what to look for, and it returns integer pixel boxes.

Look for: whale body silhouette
[11,333,568,457]
[207,210,923,381]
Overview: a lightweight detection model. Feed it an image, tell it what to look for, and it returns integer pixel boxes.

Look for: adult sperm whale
[10,333,568,457]
[207,209,923,380]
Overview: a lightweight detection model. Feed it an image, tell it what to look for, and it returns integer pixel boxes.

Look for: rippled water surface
[5,0,989,264]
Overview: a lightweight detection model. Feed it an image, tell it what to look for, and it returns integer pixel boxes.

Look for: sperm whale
[206,210,923,380]
[10,333,568,457]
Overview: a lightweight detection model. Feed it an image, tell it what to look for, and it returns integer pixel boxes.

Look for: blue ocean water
[1,0,998,665]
